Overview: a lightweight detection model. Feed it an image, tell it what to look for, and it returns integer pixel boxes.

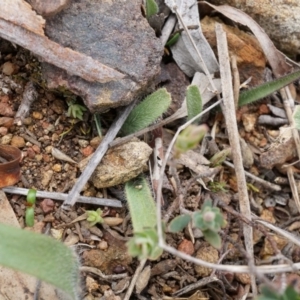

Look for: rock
[78,138,152,188]
[194,243,219,277]
[2,62,19,76]
[201,16,266,86]
[42,0,163,112]
[208,0,300,56]
[10,136,25,148]
[28,0,70,17]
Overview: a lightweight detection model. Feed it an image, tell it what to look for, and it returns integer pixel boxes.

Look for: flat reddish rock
[42,0,163,112]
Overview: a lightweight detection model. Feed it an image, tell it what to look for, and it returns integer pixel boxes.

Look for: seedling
[174,124,208,157]
[25,188,36,227]
[169,199,226,249]
[125,176,163,260]
[86,208,103,227]
[208,181,228,193]
[66,99,87,121]
[120,88,171,136]
[186,84,203,123]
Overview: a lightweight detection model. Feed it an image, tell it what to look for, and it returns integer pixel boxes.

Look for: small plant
[256,285,300,300]
[25,188,36,227]
[120,88,171,136]
[66,100,87,121]
[125,176,163,260]
[174,124,208,157]
[208,181,228,193]
[86,208,103,227]
[0,223,80,299]
[186,84,203,123]
[169,199,226,249]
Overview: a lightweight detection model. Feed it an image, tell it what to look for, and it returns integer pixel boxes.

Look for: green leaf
[174,124,208,156]
[120,88,171,136]
[186,85,203,123]
[209,148,231,166]
[166,32,180,47]
[25,207,35,227]
[26,188,36,205]
[145,0,159,19]
[127,228,163,260]
[256,286,282,300]
[202,230,222,249]
[169,214,191,232]
[239,69,300,107]
[293,105,300,130]
[125,176,157,233]
[0,224,80,299]
[283,286,300,300]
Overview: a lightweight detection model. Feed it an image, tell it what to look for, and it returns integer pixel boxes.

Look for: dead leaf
[0,145,22,188]
[135,265,151,294]
[201,2,292,77]
[170,0,219,76]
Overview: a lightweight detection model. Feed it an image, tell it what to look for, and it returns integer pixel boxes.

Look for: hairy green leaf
[169,214,191,232]
[239,69,300,107]
[0,224,80,299]
[202,230,222,249]
[125,176,157,232]
[121,88,171,136]
[186,85,203,123]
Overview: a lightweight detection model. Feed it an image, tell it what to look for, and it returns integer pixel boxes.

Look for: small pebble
[52,164,62,172]
[78,139,89,148]
[98,240,108,250]
[22,117,32,125]
[81,145,94,157]
[2,61,18,75]
[10,135,25,148]
[32,111,43,120]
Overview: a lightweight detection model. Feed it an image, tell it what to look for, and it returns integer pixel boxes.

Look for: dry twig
[215,23,256,295]
[63,100,137,208]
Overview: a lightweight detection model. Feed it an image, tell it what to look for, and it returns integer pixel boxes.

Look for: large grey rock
[43,0,163,112]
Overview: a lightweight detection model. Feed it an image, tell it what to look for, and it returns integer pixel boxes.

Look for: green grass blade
[0,224,80,299]
[121,88,171,136]
[239,69,300,107]
[186,85,203,123]
[125,176,157,232]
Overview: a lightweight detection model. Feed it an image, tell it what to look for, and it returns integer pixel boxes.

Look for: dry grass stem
[215,23,256,295]
[123,259,146,300]
[224,161,281,191]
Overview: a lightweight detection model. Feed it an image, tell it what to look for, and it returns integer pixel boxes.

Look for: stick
[2,186,122,208]
[215,23,256,295]
[62,101,136,208]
